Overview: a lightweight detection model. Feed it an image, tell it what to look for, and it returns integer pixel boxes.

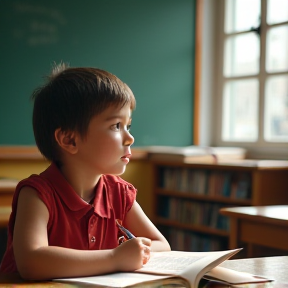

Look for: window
[200,0,288,159]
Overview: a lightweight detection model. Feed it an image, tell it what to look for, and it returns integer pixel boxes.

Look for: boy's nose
[124,131,134,146]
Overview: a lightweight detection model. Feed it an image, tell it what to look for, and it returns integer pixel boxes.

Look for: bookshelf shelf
[155,189,252,205]
[156,217,229,237]
[152,161,288,252]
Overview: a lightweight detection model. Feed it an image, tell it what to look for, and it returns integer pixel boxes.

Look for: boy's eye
[111,123,120,131]
[111,122,131,131]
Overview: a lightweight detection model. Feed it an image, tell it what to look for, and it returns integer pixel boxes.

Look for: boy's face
[75,103,134,176]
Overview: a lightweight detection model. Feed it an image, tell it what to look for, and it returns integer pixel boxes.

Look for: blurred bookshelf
[152,161,288,252]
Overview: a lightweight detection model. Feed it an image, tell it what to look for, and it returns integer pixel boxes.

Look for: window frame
[197,0,288,159]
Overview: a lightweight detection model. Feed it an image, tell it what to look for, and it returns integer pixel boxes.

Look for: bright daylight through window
[221,0,288,145]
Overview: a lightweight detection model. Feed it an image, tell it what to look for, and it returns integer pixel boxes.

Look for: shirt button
[91,236,96,243]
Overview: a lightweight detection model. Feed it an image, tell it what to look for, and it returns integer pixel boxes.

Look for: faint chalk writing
[14,3,66,25]
[12,2,66,46]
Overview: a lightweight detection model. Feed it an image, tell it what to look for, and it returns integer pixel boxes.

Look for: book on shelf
[159,167,251,200]
[158,196,229,231]
[144,145,246,163]
[55,248,272,288]
[162,226,227,251]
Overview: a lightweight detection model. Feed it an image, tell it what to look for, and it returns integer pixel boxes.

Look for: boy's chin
[111,166,127,176]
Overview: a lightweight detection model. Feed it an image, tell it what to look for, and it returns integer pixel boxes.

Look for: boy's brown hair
[32,63,136,163]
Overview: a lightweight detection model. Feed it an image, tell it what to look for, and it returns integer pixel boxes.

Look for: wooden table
[0,256,288,287]
[220,205,288,257]
[205,256,288,288]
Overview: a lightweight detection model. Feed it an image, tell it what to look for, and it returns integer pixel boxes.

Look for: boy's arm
[124,201,171,252]
[13,187,150,280]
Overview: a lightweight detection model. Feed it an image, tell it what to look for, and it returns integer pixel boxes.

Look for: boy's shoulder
[17,173,53,190]
[101,175,137,202]
[102,174,135,189]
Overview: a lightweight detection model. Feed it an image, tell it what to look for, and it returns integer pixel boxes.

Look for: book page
[136,249,241,287]
[137,250,240,276]
[55,272,175,288]
[55,249,241,288]
[204,266,274,284]
[137,251,206,275]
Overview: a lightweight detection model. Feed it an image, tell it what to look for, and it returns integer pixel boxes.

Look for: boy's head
[32,63,136,163]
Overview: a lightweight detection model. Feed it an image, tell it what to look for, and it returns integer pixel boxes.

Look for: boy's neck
[58,162,101,203]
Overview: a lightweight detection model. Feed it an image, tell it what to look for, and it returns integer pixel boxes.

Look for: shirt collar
[41,163,111,218]
[92,176,112,218]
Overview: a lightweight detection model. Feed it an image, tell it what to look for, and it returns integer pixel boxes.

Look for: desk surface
[220,256,288,283]
[0,256,287,287]
[220,206,288,257]
[221,205,288,224]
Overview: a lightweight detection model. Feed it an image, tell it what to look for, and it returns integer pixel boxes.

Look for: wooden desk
[220,256,288,284]
[0,256,288,287]
[205,256,288,288]
[220,205,288,257]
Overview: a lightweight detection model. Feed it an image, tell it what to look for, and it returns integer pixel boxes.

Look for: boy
[0,64,170,280]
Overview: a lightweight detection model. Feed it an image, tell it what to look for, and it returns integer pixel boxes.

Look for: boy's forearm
[17,246,116,280]
[151,239,171,252]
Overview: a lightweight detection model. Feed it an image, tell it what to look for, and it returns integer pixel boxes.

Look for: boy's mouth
[121,154,131,164]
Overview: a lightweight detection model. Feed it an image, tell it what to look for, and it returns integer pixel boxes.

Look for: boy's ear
[54,128,79,154]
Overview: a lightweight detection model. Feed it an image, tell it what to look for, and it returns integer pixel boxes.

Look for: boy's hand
[112,237,151,271]
[136,237,152,264]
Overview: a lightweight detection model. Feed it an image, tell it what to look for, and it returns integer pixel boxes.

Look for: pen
[116,219,135,240]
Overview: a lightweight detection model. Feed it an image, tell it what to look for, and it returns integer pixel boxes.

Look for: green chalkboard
[0,0,196,146]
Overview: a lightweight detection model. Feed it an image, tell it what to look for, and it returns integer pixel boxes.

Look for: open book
[55,249,272,287]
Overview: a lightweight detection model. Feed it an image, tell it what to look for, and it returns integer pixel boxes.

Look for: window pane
[266,25,288,72]
[224,33,260,77]
[225,0,260,33]
[267,0,288,25]
[264,75,288,142]
[222,79,258,141]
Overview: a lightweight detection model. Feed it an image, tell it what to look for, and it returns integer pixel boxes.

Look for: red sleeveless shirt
[0,163,136,273]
